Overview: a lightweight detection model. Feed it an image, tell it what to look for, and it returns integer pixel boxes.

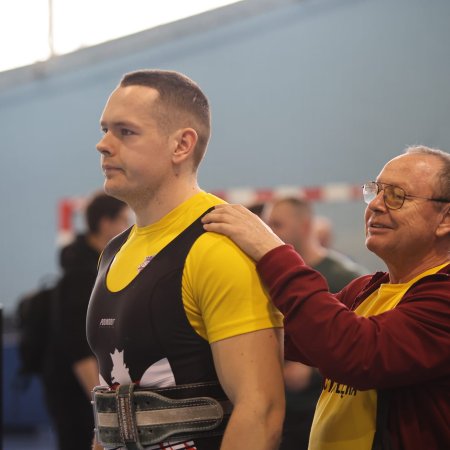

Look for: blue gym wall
[1,0,450,313]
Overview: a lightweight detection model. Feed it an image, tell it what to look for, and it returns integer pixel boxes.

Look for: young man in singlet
[87,70,285,450]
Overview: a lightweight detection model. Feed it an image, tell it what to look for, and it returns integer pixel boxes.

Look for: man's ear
[172,128,198,164]
[436,205,450,238]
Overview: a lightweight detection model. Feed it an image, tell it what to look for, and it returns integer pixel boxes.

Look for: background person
[246,201,270,220]
[267,197,367,293]
[202,145,450,450]
[266,196,367,450]
[87,69,285,450]
[313,216,333,249]
[42,191,130,450]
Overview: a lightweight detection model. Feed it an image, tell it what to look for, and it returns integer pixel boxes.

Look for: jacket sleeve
[257,245,450,390]
[58,269,96,364]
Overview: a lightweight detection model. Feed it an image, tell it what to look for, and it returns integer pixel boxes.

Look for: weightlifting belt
[92,381,232,449]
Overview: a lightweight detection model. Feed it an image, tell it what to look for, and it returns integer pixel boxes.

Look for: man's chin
[104,184,126,202]
[365,237,379,255]
[365,238,388,260]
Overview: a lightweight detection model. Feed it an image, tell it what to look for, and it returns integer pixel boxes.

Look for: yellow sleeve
[182,232,284,343]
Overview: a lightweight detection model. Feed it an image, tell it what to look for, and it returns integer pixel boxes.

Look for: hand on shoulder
[202,204,284,261]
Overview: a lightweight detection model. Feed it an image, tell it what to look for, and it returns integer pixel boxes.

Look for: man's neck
[133,182,202,227]
[86,233,106,254]
[387,253,450,284]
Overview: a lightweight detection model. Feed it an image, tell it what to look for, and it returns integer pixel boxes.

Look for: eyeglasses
[362,181,450,210]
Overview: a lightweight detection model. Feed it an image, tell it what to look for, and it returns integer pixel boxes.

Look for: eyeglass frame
[362,181,450,210]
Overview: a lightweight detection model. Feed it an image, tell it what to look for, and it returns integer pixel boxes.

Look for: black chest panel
[86,212,218,387]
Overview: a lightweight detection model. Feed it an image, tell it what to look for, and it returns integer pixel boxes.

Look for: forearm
[257,246,378,385]
[220,402,284,450]
[212,328,285,450]
[92,438,104,450]
[73,356,100,399]
[258,246,450,388]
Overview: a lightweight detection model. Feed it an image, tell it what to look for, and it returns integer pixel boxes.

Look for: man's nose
[368,189,387,211]
[96,132,113,155]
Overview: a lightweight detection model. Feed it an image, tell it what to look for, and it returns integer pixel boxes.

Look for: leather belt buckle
[92,383,230,448]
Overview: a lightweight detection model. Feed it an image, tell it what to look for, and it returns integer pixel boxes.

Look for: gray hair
[405,145,450,200]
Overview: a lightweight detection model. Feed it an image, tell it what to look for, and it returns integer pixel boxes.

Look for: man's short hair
[247,202,267,218]
[120,69,211,169]
[273,196,313,218]
[405,145,450,200]
[86,192,127,234]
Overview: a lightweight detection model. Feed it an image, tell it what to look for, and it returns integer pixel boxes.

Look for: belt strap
[92,381,231,449]
[116,384,143,450]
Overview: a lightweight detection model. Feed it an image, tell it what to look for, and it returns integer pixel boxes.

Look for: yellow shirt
[309,262,448,450]
[107,191,283,343]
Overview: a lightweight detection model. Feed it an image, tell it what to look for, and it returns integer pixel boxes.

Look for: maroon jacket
[257,245,450,450]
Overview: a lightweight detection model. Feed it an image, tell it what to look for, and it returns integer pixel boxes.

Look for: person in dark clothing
[42,192,129,450]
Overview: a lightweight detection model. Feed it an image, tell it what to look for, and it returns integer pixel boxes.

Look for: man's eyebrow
[100,120,137,128]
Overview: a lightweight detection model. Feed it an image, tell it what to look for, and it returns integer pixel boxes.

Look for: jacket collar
[351,263,449,310]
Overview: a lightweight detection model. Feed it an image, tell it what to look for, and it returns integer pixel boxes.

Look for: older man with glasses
[202,145,450,450]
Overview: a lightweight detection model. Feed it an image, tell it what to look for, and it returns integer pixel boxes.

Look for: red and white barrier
[57,183,363,244]
[213,183,362,204]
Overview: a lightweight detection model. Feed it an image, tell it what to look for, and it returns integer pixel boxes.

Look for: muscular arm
[211,328,285,450]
